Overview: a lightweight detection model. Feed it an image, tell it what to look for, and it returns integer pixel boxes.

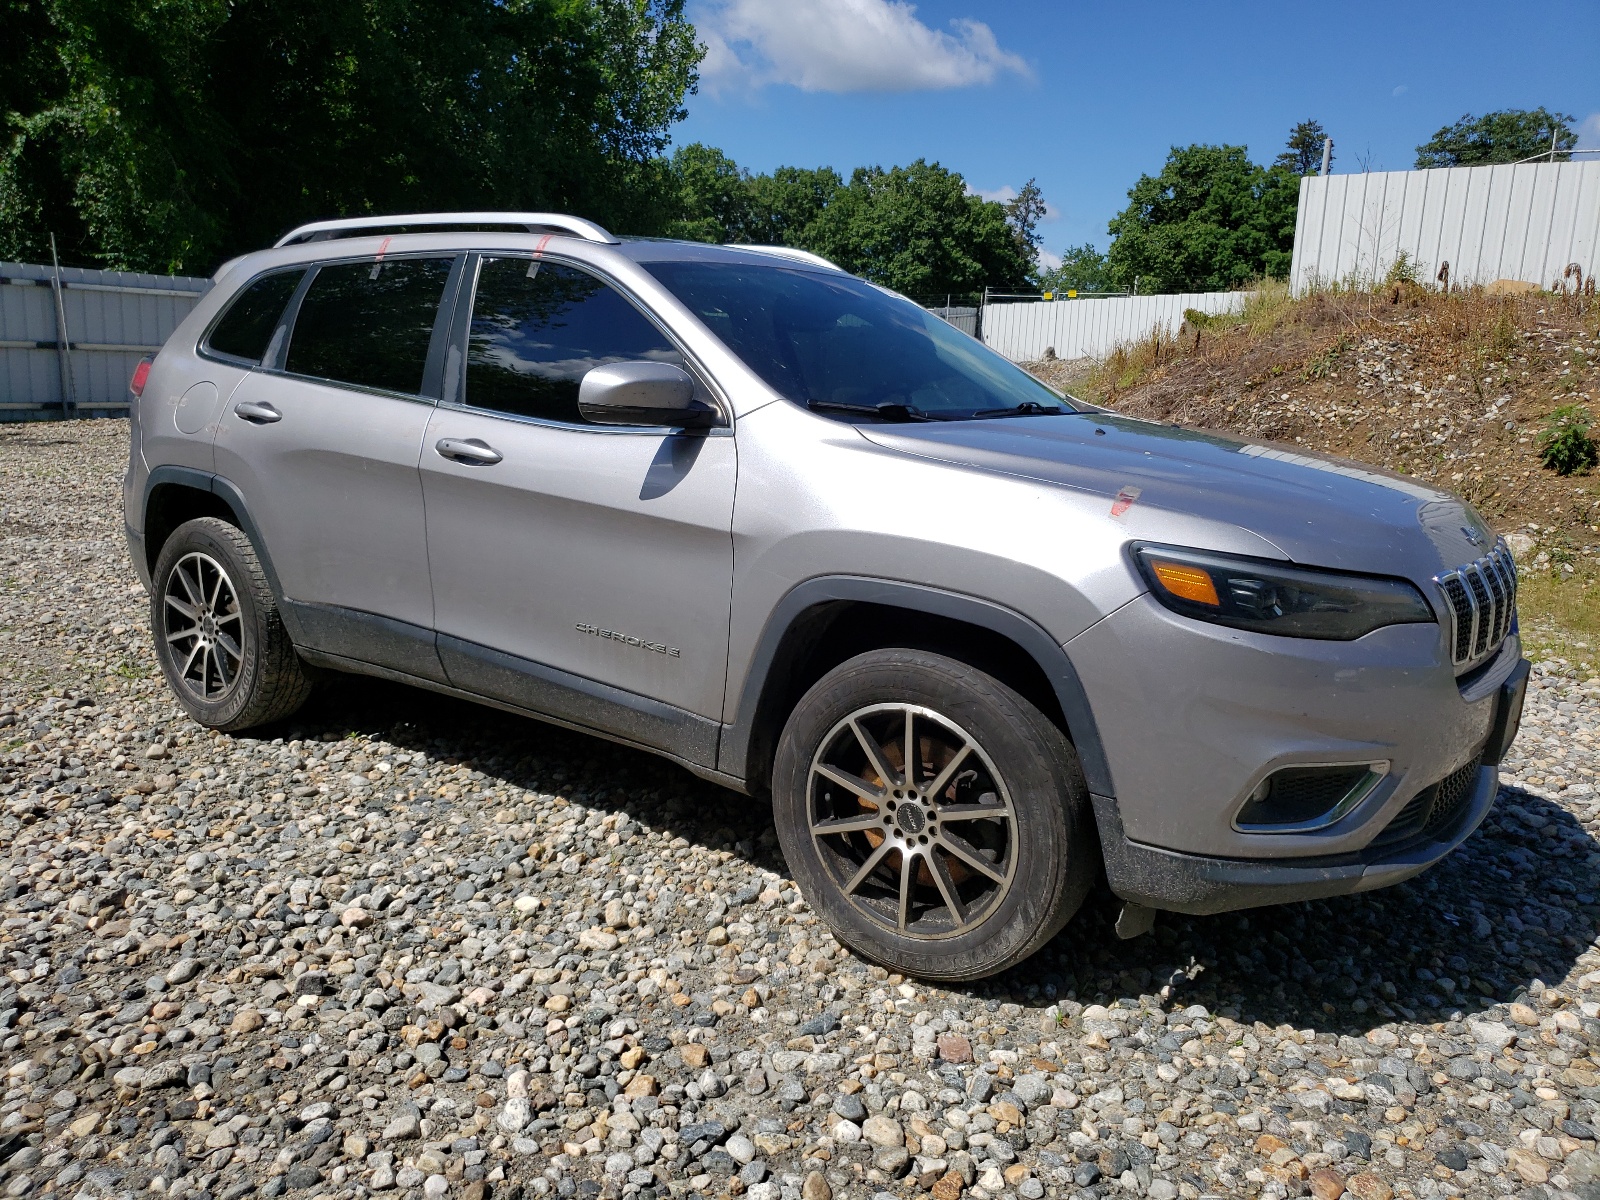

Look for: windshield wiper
[970,401,1072,418]
[805,400,939,422]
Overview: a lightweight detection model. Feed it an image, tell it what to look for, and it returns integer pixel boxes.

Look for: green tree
[665,143,755,243]
[1037,243,1113,294]
[663,148,1026,296]
[1003,178,1046,264]
[1414,108,1577,168]
[0,0,702,273]
[1105,144,1297,294]
[745,165,842,246]
[1276,119,1330,175]
[807,160,1032,296]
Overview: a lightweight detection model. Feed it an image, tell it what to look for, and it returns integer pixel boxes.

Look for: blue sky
[674,0,1600,265]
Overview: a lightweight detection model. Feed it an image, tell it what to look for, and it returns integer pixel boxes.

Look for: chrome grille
[1435,539,1517,669]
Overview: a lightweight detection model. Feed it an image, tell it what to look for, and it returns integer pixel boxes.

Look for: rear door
[213,254,459,677]
[419,254,736,763]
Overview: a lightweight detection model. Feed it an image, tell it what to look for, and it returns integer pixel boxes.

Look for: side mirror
[578,361,718,428]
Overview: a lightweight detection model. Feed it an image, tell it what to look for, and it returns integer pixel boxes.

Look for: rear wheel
[150,517,313,731]
[772,648,1096,981]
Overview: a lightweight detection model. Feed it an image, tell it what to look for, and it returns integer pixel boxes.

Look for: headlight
[1133,544,1436,640]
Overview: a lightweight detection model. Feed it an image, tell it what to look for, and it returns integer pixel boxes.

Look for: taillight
[130,357,153,398]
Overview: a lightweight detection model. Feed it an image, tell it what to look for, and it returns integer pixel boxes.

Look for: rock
[680,1043,709,1069]
[931,1170,964,1200]
[1308,1167,1347,1200]
[497,1099,531,1133]
[801,1171,832,1200]
[936,1034,973,1063]
[604,898,628,928]
[862,1115,904,1149]
[423,1174,449,1200]
[832,1093,866,1122]
[725,1133,756,1165]
[163,958,200,985]
[340,907,372,928]
[231,1009,264,1034]
[383,1114,421,1141]
[1507,1002,1540,1026]
[1467,1020,1514,1051]
[1506,1148,1550,1184]
[1345,1172,1392,1200]
[578,927,619,952]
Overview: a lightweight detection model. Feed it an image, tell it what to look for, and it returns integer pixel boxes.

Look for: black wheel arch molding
[137,466,301,638]
[718,575,1115,801]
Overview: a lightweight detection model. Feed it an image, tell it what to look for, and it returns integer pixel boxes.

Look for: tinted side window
[206,270,304,364]
[465,258,683,423]
[285,257,453,395]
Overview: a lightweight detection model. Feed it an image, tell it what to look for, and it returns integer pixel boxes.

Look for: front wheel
[771,648,1097,981]
[149,517,313,731]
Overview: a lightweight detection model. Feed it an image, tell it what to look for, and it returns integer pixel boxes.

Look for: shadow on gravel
[1011,786,1599,1035]
[279,676,1596,1033]
[281,673,794,873]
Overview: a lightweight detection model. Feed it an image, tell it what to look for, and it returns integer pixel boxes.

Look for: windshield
[641,259,1081,421]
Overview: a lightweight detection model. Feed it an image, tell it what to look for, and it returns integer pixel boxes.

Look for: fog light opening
[1235,761,1390,834]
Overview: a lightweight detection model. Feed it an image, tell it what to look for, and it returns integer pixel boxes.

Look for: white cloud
[1037,248,1063,271]
[1578,112,1600,150]
[694,0,1030,95]
[966,183,1062,221]
[1392,84,1408,97]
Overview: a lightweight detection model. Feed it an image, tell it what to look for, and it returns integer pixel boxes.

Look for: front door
[212,254,458,677]
[420,255,736,764]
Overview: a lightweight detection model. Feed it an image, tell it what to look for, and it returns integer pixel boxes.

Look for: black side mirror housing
[578,362,718,428]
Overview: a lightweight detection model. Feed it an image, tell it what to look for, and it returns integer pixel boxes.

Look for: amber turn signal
[1150,560,1221,606]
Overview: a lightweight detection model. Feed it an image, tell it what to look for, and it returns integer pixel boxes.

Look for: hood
[859,413,1495,580]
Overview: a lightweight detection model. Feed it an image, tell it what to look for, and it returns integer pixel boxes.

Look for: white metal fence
[1,261,210,417]
[1290,160,1600,294]
[979,290,1248,362]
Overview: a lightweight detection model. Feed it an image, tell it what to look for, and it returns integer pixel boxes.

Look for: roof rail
[273,212,619,249]
[736,244,843,272]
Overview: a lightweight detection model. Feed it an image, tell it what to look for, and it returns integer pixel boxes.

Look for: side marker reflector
[1151,560,1220,606]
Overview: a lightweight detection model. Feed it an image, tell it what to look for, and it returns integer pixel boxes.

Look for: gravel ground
[3,418,1600,1200]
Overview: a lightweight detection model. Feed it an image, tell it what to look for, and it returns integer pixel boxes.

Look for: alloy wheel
[807,702,1017,940]
[162,552,244,702]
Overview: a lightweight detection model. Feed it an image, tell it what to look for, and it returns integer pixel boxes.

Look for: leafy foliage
[666,146,1031,296]
[1414,108,1577,169]
[1003,179,1046,264]
[1036,243,1113,294]
[1275,119,1331,176]
[1105,144,1298,294]
[1539,405,1598,476]
[0,0,703,273]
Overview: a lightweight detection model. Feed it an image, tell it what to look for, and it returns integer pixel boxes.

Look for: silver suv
[123,212,1530,981]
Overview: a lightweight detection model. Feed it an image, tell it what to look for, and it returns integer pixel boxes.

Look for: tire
[772,648,1097,981]
[149,517,314,731]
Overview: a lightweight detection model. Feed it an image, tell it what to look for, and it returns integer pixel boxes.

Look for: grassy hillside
[1023,283,1599,668]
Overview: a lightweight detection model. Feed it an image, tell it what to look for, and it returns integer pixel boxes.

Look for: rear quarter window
[204,269,305,364]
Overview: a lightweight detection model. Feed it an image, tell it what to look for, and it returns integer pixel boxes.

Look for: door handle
[234,400,282,424]
[435,438,503,465]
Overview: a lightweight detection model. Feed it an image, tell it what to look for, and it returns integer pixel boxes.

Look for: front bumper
[1094,762,1498,915]
[1094,657,1528,915]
